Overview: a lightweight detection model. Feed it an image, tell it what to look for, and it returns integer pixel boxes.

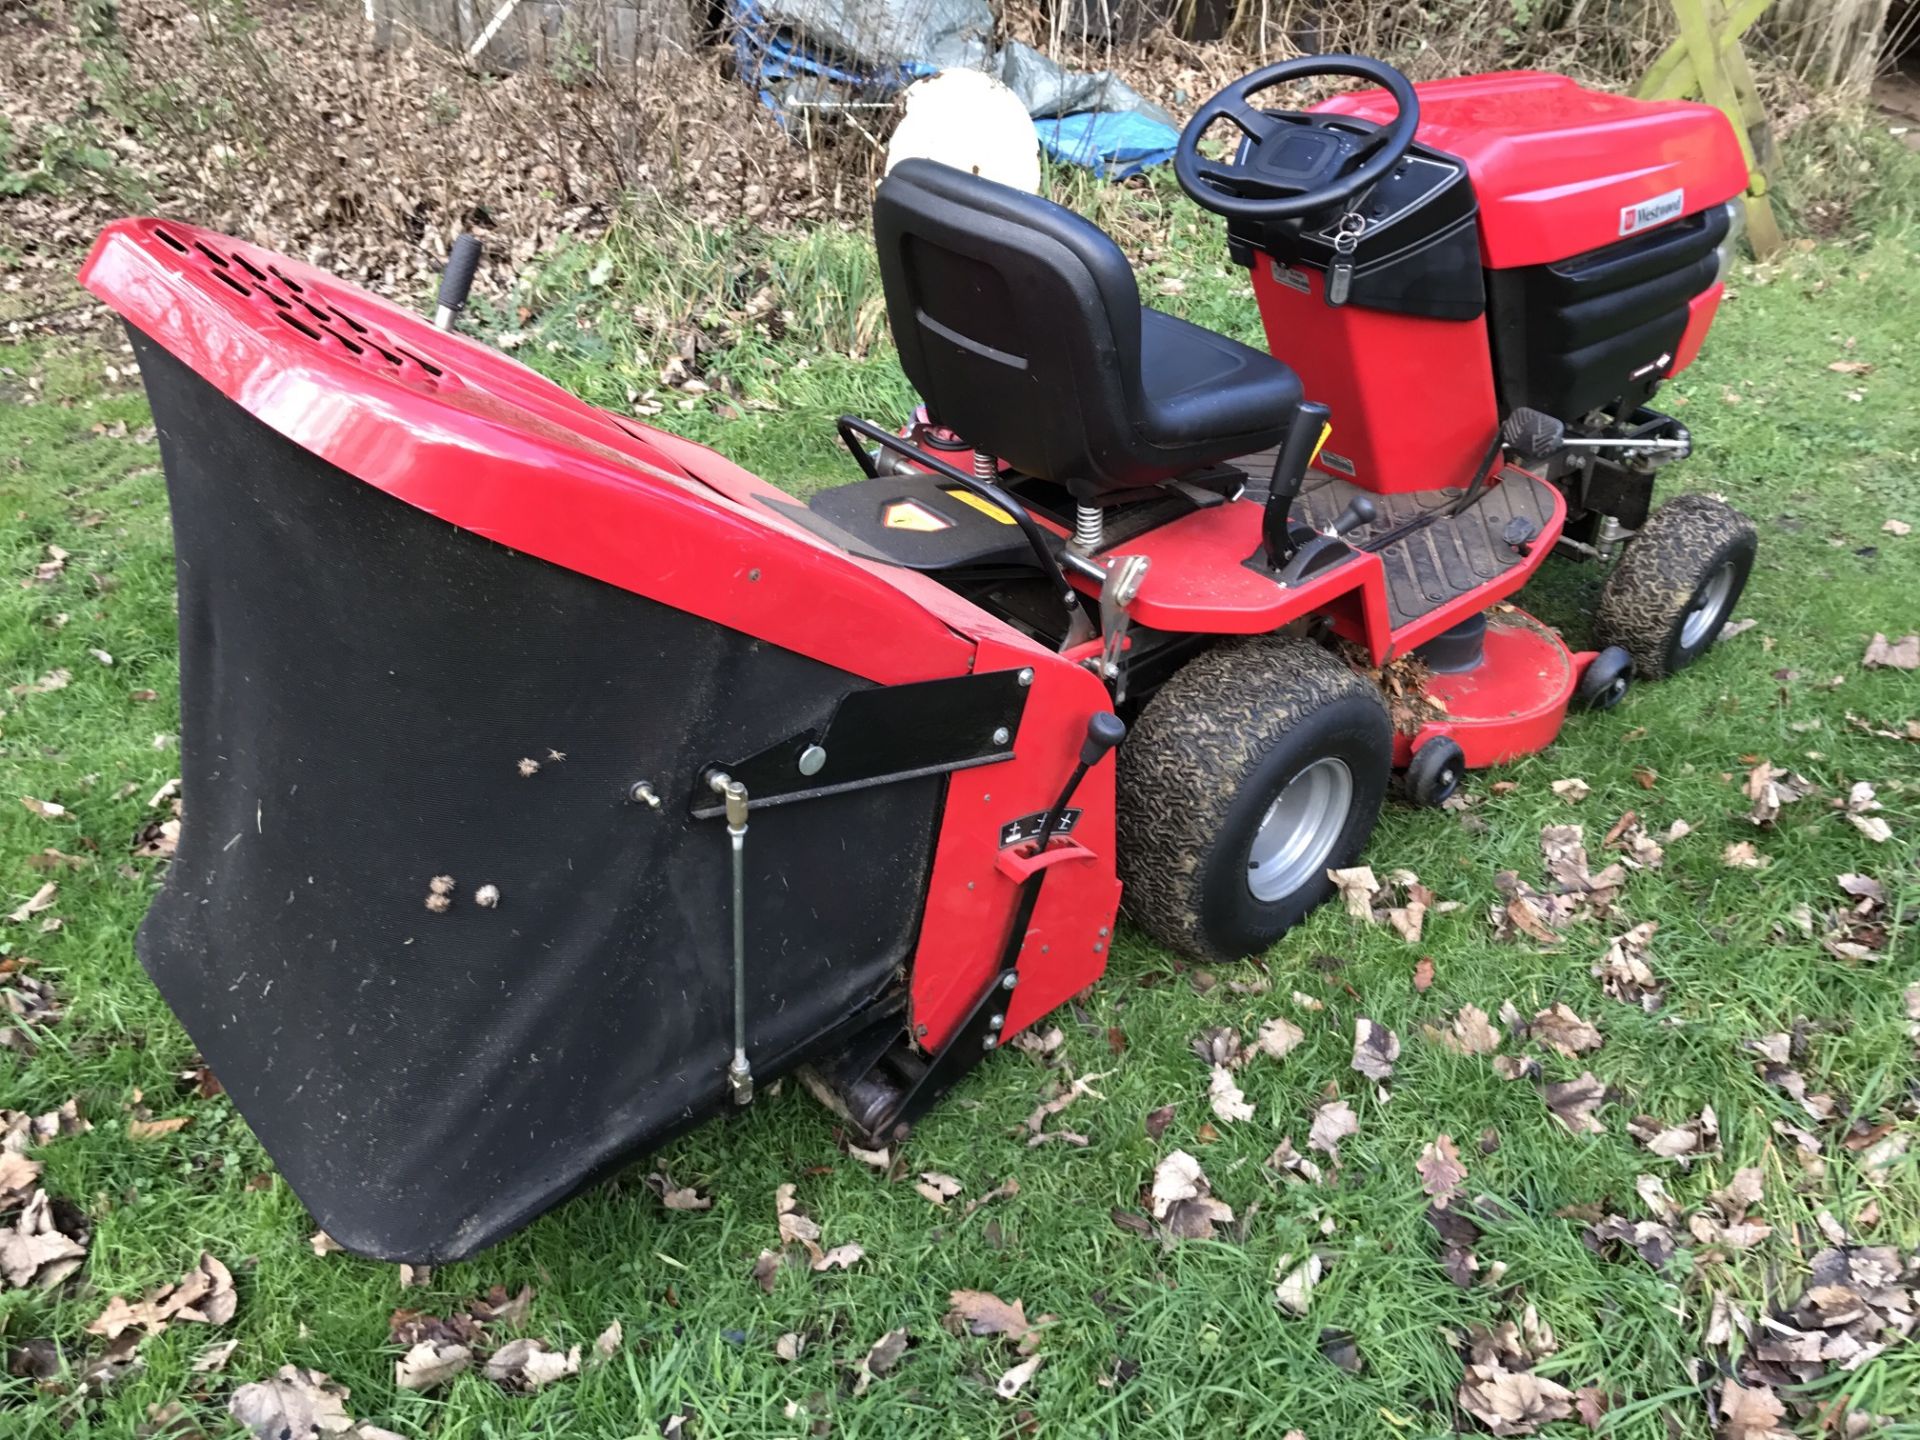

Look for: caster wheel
[1597,495,1757,679]
[1117,637,1391,962]
[1405,736,1466,808]
[1576,646,1635,711]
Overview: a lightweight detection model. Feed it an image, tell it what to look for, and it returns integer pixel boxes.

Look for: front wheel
[1595,495,1757,680]
[1117,638,1391,961]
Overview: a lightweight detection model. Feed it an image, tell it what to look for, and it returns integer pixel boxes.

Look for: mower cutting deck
[84,52,1759,1261]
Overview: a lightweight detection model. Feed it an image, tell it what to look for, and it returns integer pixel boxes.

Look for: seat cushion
[876,160,1303,498]
[1136,308,1302,451]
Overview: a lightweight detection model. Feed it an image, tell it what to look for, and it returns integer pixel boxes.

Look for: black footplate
[1296,469,1559,630]
[805,473,1058,573]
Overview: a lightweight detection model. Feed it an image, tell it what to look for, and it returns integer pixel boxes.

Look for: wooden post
[1637,0,1784,257]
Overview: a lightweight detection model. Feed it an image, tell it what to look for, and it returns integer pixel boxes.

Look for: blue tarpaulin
[729,0,1179,178]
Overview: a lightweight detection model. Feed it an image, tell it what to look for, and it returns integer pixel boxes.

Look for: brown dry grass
[0,0,1897,326]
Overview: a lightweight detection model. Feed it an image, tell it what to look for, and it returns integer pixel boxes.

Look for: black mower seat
[875,159,1302,501]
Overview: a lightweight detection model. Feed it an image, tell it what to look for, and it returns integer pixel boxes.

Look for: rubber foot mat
[1292,469,1559,630]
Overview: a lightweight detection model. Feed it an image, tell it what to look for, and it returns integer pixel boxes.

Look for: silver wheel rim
[1247,757,1354,903]
[1680,562,1736,650]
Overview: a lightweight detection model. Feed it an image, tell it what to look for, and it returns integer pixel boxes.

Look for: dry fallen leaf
[1328,865,1379,920]
[1273,1253,1321,1316]
[946,1289,1040,1346]
[1543,1073,1610,1135]
[127,1116,192,1140]
[1744,760,1812,826]
[1723,841,1768,869]
[0,1149,42,1209]
[1629,1106,1719,1164]
[1593,921,1662,1011]
[193,1337,240,1374]
[811,1243,864,1272]
[647,1172,712,1212]
[915,1172,963,1206]
[1208,1066,1253,1123]
[395,1339,471,1392]
[1308,1098,1360,1158]
[1551,778,1590,802]
[1529,1003,1604,1057]
[9,669,71,697]
[1417,1135,1467,1208]
[1458,1362,1575,1435]
[1350,1018,1400,1082]
[0,1188,88,1290]
[230,1364,400,1440]
[7,882,58,926]
[1861,633,1918,671]
[1718,1379,1791,1439]
[485,1337,581,1392]
[851,1327,909,1395]
[1254,1016,1305,1061]
[1148,1149,1234,1239]
[87,1251,236,1338]
[1427,1004,1503,1056]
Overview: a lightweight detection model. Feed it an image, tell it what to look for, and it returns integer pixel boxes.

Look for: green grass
[3,146,1919,1439]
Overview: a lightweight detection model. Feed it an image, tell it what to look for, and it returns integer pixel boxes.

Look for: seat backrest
[874,160,1145,493]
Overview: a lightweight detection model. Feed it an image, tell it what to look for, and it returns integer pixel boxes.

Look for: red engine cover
[1318,71,1749,268]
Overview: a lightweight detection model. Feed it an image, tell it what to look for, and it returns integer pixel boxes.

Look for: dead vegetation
[2,0,1893,329]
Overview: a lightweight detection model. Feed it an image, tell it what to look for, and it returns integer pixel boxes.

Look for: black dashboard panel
[1226,124,1484,322]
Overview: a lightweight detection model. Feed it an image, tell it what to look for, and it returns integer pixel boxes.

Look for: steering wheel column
[1175,54,1422,303]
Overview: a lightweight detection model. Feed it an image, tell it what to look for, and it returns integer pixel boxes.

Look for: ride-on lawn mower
[83,55,1759,1261]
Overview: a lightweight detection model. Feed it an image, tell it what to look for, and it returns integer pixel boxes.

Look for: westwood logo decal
[1620,188,1685,237]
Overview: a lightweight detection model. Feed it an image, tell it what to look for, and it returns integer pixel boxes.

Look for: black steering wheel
[1175,55,1421,224]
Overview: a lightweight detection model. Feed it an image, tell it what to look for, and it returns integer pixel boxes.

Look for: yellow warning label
[1308,422,1333,468]
[942,488,1016,525]
[882,500,952,533]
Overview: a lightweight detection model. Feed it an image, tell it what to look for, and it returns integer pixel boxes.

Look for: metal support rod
[710,770,754,1106]
[1557,436,1691,452]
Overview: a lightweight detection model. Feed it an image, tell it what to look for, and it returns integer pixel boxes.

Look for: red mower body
[77,64,1760,1263]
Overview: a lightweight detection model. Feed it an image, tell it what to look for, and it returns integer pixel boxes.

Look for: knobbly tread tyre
[1596,493,1757,680]
[1116,636,1391,962]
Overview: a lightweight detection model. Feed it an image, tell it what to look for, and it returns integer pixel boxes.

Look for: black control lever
[434,233,482,333]
[1034,712,1126,853]
[1262,400,1332,568]
[1329,494,1378,538]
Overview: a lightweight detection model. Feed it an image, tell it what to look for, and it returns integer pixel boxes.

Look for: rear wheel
[1117,637,1391,961]
[1596,495,1757,679]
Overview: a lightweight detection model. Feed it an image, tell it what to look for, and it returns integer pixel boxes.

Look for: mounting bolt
[797,744,827,776]
[982,1034,998,1050]
[992,726,1011,746]
[1094,943,1105,954]
[1017,668,1034,687]
[988,1013,1005,1030]
[1098,927,1110,937]
[1000,972,1017,990]
[628,781,661,809]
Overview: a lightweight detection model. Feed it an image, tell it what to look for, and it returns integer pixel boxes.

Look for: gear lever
[1328,494,1378,538]
[1261,399,1333,568]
